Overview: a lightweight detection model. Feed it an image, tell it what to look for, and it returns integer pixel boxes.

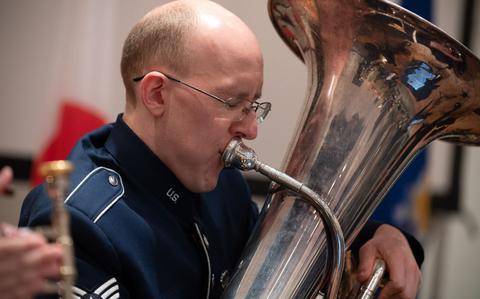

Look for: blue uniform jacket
[20,115,258,299]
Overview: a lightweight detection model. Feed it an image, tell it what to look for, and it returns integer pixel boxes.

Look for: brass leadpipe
[223,138,344,299]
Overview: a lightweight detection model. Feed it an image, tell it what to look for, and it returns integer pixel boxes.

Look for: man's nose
[231,112,258,140]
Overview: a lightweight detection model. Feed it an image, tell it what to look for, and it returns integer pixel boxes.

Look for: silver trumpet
[38,160,76,299]
[221,0,480,298]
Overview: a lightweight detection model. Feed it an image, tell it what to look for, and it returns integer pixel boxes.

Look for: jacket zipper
[194,222,211,299]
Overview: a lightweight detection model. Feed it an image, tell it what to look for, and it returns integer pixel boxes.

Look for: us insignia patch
[71,277,120,299]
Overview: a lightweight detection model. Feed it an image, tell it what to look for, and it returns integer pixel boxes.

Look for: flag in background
[30,1,117,186]
[372,0,433,238]
[30,102,106,185]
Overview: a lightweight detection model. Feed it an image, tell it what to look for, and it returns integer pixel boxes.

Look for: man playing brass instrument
[19,1,423,298]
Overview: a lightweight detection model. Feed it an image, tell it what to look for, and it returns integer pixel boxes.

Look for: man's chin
[203,174,221,193]
[188,171,221,193]
[191,181,218,194]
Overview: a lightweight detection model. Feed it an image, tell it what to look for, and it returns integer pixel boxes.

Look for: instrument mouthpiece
[222,138,258,171]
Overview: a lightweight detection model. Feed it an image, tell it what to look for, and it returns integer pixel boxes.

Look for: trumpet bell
[223,0,480,298]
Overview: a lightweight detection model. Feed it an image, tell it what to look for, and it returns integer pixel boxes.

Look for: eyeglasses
[133,72,271,123]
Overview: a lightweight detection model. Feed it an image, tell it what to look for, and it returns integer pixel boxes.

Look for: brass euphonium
[222,0,480,298]
[38,160,76,299]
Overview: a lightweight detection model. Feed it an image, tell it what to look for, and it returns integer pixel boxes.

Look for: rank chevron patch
[71,277,120,299]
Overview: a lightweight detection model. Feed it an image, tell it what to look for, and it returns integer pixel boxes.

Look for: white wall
[0,0,479,297]
[419,1,480,298]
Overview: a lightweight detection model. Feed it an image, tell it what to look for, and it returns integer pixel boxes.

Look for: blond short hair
[120,3,197,102]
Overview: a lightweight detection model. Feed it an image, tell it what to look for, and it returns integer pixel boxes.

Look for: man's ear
[139,72,167,117]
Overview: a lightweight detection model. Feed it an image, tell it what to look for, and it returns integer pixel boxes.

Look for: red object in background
[30,101,106,186]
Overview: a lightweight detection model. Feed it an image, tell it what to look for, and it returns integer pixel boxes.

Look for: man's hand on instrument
[356,224,421,299]
[0,223,63,299]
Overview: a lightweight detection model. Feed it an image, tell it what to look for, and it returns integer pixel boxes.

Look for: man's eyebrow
[228,91,253,103]
[222,89,262,105]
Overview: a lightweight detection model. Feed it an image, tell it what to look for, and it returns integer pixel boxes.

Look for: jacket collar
[104,114,199,227]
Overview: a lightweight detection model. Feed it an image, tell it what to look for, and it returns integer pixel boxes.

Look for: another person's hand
[0,223,63,299]
[0,166,13,194]
[356,224,421,299]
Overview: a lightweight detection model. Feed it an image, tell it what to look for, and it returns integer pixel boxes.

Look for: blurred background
[0,0,479,298]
